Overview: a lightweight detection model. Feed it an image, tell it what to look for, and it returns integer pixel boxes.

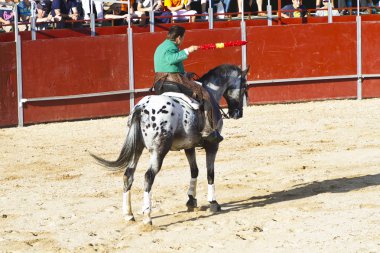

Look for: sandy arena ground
[1,98,380,252]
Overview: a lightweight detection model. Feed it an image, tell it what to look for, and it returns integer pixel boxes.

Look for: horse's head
[200,64,250,119]
[223,65,249,119]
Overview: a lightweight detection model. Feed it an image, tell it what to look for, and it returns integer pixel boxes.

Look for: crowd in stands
[1,0,380,32]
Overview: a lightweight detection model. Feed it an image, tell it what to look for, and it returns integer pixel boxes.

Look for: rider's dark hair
[167,26,186,41]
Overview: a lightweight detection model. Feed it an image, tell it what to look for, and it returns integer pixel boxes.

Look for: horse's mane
[198,64,242,85]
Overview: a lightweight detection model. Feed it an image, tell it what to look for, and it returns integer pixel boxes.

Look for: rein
[218,104,230,119]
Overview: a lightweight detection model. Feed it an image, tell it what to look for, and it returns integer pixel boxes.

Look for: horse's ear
[242,65,250,78]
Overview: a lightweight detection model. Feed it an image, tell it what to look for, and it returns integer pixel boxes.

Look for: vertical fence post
[208,0,213,30]
[31,1,36,40]
[149,0,155,32]
[14,5,24,127]
[356,15,362,100]
[241,0,247,106]
[90,0,96,36]
[328,0,332,23]
[127,0,135,109]
[267,0,272,26]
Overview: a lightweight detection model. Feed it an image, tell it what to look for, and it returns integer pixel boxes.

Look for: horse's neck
[204,82,226,104]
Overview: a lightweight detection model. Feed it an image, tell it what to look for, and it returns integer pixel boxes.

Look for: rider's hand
[187,46,199,53]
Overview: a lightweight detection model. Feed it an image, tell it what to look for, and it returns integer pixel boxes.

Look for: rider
[153,25,223,144]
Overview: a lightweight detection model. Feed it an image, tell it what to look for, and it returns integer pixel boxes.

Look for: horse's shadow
[158,173,380,228]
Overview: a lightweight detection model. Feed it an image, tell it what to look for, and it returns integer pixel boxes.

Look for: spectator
[163,0,197,22]
[255,0,265,16]
[51,0,80,28]
[135,0,170,23]
[281,0,307,18]
[316,0,335,8]
[237,0,265,16]
[104,2,146,26]
[82,0,103,21]
[337,0,351,14]
[230,0,264,17]
[104,3,129,25]
[316,0,340,16]
[17,0,31,31]
[0,0,14,32]
[35,0,54,29]
[338,0,372,14]
[17,0,31,22]
[37,0,52,19]
[220,0,231,15]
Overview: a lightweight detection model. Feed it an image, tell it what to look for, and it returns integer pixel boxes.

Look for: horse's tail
[90,106,144,171]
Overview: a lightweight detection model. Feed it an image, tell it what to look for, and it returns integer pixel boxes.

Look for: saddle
[153,72,204,103]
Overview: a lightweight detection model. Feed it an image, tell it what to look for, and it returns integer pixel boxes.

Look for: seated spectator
[0,0,14,32]
[37,0,52,19]
[236,0,264,16]
[37,0,53,21]
[255,0,265,16]
[104,3,145,26]
[104,3,130,25]
[51,0,80,28]
[135,0,170,23]
[281,0,307,18]
[82,0,103,21]
[17,0,31,22]
[186,0,203,19]
[316,0,340,16]
[163,0,197,22]
[17,0,32,31]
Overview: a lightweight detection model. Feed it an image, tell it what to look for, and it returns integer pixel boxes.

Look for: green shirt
[154,39,188,73]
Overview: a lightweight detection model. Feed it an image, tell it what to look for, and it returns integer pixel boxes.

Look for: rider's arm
[164,45,198,65]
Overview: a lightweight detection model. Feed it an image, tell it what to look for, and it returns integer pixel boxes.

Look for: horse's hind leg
[122,147,144,222]
[122,168,137,222]
[185,148,199,211]
[205,143,222,213]
[142,143,171,225]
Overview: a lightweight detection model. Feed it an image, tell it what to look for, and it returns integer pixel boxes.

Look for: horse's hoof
[186,196,197,211]
[124,214,135,222]
[143,219,152,225]
[209,201,222,213]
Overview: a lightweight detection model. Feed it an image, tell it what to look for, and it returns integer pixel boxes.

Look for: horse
[91,64,249,225]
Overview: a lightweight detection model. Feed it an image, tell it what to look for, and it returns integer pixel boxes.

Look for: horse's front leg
[185,148,199,211]
[205,143,222,213]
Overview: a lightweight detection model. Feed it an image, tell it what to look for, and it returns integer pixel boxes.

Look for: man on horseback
[153,25,223,144]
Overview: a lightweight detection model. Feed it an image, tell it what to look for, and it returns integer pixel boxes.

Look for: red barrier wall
[1,19,380,127]
[0,42,18,127]
[362,22,380,98]
[22,34,131,122]
[246,22,358,103]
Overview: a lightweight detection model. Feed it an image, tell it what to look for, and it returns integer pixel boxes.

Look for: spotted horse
[91,64,249,225]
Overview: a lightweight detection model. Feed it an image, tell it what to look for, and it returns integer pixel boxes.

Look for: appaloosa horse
[91,64,249,224]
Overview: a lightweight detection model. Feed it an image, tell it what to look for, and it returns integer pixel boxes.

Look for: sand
[1,98,380,252]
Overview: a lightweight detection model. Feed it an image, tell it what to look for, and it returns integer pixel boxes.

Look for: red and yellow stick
[198,40,248,50]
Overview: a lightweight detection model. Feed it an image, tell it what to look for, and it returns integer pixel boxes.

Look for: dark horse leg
[142,139,172,225]
[205,142,222,212]
[185,148,199,211]
[122,144,144,222]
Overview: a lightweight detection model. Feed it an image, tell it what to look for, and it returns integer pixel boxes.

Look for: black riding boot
[201,110,223,144]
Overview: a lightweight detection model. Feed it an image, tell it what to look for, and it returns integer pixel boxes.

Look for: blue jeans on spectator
[221,0,231,12]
